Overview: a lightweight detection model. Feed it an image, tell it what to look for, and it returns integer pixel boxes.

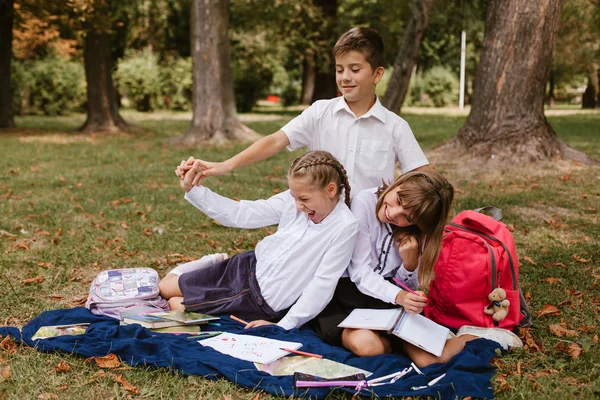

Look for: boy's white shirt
[185,186,359,330]
[344,188,419,304]
[281,96,428,195]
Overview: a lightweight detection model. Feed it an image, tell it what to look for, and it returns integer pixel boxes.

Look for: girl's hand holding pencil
[394,278,428,314]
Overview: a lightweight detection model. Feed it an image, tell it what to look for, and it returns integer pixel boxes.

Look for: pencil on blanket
[229,314,249,325]
[280,347,323,359]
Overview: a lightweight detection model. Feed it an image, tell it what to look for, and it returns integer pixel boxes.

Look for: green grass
[1,108,599,399]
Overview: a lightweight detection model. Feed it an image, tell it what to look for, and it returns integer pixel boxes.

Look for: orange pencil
[280,347,323,359]
[229,314,249,325]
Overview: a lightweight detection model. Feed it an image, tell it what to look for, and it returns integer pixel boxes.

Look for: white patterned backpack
[85,268,169,319]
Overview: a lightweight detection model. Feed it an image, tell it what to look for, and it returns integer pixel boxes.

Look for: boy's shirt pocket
[358,139,392,172]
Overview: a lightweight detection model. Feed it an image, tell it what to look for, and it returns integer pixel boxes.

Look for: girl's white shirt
[343,188,419,304]
[185,185,359,330]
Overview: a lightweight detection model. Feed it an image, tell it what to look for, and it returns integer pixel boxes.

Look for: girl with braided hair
[158,151,359,330]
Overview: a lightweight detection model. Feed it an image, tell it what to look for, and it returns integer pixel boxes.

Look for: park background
[0,0,599,399]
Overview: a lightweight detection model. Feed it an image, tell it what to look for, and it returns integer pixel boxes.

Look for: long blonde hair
[376,171,454,288]
[288,151,351,207]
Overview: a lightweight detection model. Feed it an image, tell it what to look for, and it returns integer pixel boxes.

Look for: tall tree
[0,0,15,128]
[382,0,434,114]
[178,0,259,144]
[71,0,128,133]
[446,0,595,163]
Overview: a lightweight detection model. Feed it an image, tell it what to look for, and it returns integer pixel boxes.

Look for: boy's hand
[180,161,205,192]
[398,234,419,271]
[244,319,276,329]
[395,290,428,314]
[178,159,233,183]
[176,156,196,179]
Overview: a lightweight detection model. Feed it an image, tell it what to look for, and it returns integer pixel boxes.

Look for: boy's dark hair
[333,27,384,70]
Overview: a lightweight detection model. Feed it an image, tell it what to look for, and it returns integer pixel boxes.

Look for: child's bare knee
[342,329,389,357]
[168,296,185,311]
[158,274,180,298]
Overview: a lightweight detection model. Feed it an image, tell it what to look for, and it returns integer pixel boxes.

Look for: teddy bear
[484,287,510,322]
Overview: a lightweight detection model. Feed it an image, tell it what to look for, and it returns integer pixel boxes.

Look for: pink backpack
[424,207,532,331]
[85,268,169,319]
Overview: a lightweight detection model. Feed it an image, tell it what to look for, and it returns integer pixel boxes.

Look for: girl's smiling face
[377,188,415,228]
[288,177,338,224]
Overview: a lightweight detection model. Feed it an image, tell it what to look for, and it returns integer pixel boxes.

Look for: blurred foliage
[160,56,193,111]
[11,56,85,116]
[421,65,459,107]
[115,49,162,111]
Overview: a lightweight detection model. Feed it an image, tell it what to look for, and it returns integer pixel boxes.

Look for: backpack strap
[518,288,533,328]
[474,206,503,221]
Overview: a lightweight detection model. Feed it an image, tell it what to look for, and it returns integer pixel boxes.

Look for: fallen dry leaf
[544,277,560,284]
[553,342,583,359]
[55,360,71,372]
[38,393,58,399]
[87,353,121,369]
[572,254,590,263]
[56,384,69,392]
[495,372,511,392]
[13,243,30,251]
[549,323,579,338]
[223,396,233,400]
[519,328,542,352]
[576,325,596,333]
[108,373,139,394]
[0,336,17,354]
[523,256,536,265]
[22,275,45,285]
[536,304,561,318]
[1,366,10,380]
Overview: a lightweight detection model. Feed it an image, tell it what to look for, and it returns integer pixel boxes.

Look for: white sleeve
[281,104,316,151]
[394,264,419,290]
[184,186,288,229]
[347,194,401,304]
[276,220,359,330]
[393,119,429,174]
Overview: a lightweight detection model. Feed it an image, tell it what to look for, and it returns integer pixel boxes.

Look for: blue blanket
[0,308,499,399]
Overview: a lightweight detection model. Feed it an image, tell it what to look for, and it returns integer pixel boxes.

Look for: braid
[288,151,352,207]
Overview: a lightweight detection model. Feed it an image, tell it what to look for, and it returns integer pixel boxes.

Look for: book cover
[150,310,220,324]
[122,313,185,329]
[31,323,90,340]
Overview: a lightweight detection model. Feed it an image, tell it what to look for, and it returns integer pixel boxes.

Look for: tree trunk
[179,0,259,145]
[301,53,316,105]
[0,0,15,128]
[581,69,598,109]
[311,0,338,103]
[382,0,434,115]
[447,0,595,164]
[546,70,555,108]
[80,31,128,133]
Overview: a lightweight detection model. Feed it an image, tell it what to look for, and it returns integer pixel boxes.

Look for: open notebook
[338,308,450,357]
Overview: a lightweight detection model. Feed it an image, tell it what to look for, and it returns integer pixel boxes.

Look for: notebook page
[337,308,403,331]
[392,313,449,357]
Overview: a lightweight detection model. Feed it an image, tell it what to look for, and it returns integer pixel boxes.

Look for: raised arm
[176,130,290,180]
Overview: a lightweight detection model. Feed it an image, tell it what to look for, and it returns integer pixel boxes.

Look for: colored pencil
[280,347,323,359]
[393,277,427,299]
[229,314,249,325]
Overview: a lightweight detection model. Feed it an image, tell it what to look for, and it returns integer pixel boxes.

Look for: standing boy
[179,27,429,194]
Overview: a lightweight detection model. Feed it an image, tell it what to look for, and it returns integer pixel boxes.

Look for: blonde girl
[159,151,359,330]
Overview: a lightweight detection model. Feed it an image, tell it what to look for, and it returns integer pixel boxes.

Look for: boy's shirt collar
[333,96,387,123]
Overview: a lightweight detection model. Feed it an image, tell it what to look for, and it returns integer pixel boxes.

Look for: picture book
[199,332,303,364]
[255,355,372,379]
[31,323,90,340]
[338,308,450,357]
[150,310,220,324]
[122,313,185,329]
